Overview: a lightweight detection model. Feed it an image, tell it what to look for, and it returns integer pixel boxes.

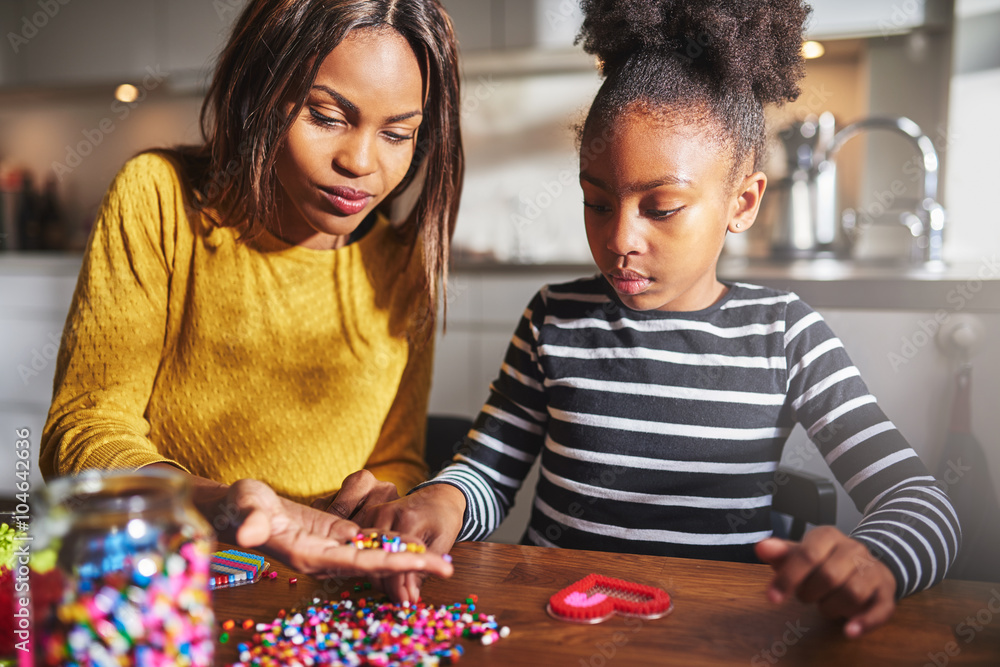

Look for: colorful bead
[352,532,427,554]
[39,530,214,666]
[230,594,506,666]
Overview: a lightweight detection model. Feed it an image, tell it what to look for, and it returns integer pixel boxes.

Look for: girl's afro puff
[576,0,811,176]
[577,0,810,106]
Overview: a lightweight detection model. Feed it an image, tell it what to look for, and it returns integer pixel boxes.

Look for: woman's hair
[174,0,462,320]
[577,0,810,182]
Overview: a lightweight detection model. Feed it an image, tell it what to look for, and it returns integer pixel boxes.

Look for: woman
[40,0,462,593]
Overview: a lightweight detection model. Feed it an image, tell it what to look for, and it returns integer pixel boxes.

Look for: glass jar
[34,469,215,667]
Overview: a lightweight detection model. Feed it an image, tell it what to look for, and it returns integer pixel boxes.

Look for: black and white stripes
[416,276,960,598]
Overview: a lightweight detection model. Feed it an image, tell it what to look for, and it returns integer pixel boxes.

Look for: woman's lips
[608,271,652,296]
[319,185,373,216]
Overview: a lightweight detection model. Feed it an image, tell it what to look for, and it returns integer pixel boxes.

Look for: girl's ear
[728,172,767,233]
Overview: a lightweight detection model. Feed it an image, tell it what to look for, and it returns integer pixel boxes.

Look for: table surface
[212,541,1000,666]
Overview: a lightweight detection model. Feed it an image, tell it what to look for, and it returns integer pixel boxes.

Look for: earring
[735,223,742,229]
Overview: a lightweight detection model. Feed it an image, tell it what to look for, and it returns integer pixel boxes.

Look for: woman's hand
[310,470,400,526]
[144,465,453,587]
[221,479,452,582]
[322,478,467,602]
[755,526,897,638]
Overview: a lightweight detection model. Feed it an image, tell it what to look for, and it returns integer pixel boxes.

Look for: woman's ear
[728,171,767,233]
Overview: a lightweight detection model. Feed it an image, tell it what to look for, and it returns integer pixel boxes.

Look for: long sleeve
[40,155,183,478]
[363,333,434,495]
[784,297,961,598]
[413,292,549,541]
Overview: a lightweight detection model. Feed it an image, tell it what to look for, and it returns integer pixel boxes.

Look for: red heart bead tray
[547,573,673,624]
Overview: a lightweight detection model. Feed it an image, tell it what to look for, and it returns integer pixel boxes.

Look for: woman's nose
[332,129,376,177]
[606,213,646,256]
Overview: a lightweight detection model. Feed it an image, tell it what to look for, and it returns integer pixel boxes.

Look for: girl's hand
[310,469,400,525]
[755,526,897,638]
[221,478,453,582]
[355,483,468,603]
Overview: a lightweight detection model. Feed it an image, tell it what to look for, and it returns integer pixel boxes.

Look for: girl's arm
[337,290,553,544]
[758,296,960,638]
[410,290,551,541]
[781,297,960,598]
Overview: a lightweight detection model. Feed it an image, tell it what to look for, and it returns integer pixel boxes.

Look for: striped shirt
[418,276,961,598]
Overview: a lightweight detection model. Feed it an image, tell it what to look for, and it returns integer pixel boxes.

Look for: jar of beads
[34,468,215,667]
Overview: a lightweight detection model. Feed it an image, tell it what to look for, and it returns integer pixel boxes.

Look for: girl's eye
[646,207,683,219]
[583,201,611,214]
[308,107,344,128]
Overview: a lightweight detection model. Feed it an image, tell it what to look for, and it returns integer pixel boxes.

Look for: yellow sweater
[41,152,432,502]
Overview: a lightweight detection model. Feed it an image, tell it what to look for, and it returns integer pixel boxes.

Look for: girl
[345,0,961,632]
[39,0,461,588]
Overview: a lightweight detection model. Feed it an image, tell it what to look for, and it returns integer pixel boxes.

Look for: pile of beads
[232,594,509,665]
[353,532,426,554]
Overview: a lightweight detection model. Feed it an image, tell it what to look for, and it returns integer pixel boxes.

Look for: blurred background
[1,0,998,548]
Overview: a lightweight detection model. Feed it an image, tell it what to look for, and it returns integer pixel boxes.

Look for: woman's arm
[40,155,185,478]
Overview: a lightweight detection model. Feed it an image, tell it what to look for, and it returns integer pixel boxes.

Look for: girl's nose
[606,213,646,257]
[332,129,376,177]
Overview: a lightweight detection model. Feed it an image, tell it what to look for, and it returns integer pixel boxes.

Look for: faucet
[815,116,946,264]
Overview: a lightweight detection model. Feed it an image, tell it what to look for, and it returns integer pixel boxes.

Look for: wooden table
[213,541,1000,666]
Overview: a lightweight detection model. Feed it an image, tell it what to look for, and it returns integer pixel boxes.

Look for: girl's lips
[608,272,652,296]
[318,185,373,216]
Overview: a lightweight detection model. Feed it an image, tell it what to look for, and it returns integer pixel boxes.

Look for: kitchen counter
[2,253,999,312]
[451,256,1000,312]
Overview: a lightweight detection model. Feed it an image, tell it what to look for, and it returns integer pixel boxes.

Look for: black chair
[425,415,475,475]
[771,468,838,540]
[424,415,837,540]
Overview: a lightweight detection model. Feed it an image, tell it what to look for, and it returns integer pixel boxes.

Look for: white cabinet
[161,0,245,83]
[0,258,80,496]
[0,3,20,86]
[806,0,951,39]
[0,0,245,89]
[441,0,951,53]
[440,0,498,52]
[14,0,159,87]
[440,0,582,52]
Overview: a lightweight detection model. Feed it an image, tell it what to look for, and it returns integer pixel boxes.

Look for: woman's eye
[382,131,414,145]
[583,201,611,213]
[308,108,344,128]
